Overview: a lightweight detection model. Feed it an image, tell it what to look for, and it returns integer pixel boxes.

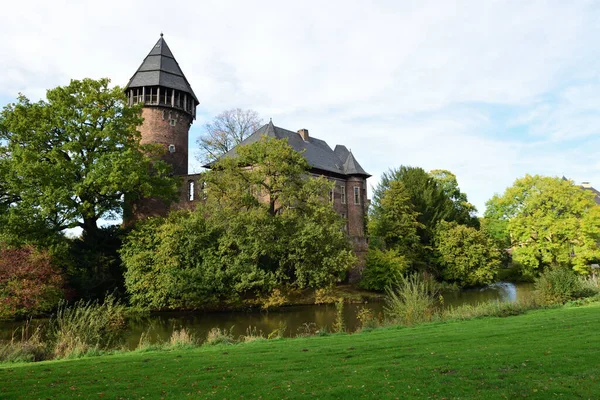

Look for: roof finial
[270,117,272,123]
[160,32,164,38]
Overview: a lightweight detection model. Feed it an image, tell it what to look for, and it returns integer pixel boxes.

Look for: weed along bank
[124,35,371,279]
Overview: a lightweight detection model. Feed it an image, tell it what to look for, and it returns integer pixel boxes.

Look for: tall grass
[442,298,538,321]
[204,327,237,346]
[0,321,49,363]
[49,294,127,358]
[384,274,440,326]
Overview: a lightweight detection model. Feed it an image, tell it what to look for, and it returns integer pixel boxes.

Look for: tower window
[169,119,177,126]
[329,189,334,203]
[168,144,176,153]
[354,186,360,204]
[341,185,346,204]
[188,180,195,201]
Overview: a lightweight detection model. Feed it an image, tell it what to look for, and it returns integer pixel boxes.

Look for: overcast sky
[2,0,600,214]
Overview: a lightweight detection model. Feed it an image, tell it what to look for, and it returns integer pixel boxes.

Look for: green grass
[1,304,599,399]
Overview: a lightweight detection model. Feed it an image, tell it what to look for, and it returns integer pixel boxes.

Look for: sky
[2,0,600,214]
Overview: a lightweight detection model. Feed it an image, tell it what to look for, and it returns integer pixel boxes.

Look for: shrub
[314,287,338,304]
[262,288,288,310]
[384,274,440,326]
[356,306,380,330]
[0,245,65,319]
[49,294,127,358]
[534,267,583,305]
[359,248,409,292]
[434,221,501,287]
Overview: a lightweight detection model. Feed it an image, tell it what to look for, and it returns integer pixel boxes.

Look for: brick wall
[139,107,192,176]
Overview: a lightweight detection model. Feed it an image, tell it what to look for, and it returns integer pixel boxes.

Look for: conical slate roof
[211,121,370,178]
[126,34,198,103]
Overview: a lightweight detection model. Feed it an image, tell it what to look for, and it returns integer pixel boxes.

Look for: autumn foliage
[0,245,65,319]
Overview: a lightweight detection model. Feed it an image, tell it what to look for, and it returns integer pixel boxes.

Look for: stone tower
[125,34,199,176]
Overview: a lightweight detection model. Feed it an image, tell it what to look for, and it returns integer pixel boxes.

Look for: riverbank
[1,301,598,398]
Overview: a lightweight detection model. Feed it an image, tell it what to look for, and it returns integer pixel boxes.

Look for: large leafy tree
[205,136,356,289]
[122,137,356,309]
[368,179,423,268]
[197,108,262,164]
[0,78,178,242]
[371,166,477,265]
[429,169,479,228]
[486,175,600,276]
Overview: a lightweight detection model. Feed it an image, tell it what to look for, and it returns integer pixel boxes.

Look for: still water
[2,282,534,349]
[122,282,534,348]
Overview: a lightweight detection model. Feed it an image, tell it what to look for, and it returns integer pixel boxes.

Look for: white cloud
[2,0,600,213]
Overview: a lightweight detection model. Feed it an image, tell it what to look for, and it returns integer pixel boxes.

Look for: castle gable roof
[212,121,371,178]
[126,35,198,103]
[583,186,600,205]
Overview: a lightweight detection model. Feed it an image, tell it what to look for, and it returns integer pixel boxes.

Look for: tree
[0,78,178,241]
[434,221,501,287]
[485,175,600,276]
[429,169,479,228]
[205,136,356,289]
[371,166,478,270]
[122,137,356,309]
[368,179,423,267]
[0,245,66,319]
[197,108,263,164]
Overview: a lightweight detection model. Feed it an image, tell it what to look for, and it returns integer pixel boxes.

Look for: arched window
[188,180,195,201]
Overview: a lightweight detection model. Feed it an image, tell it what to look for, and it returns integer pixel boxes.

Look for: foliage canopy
[122,137,356,309]
[485,175,600,276]
[0,78,178,241]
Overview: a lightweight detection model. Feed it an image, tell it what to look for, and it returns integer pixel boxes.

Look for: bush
[434,221,501,287]
[49,295,127,358]
[384,274,440,326]
[121,211,226,310]
[356,306,380,330]
[360,248,409,291]
[0,245,65,319]
[534,267,583,305]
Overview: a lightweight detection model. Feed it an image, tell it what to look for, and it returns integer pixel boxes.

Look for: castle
[125,35,370,278]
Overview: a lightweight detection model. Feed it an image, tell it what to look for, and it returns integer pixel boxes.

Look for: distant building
[581,182,600,205]
[124,35,370,279]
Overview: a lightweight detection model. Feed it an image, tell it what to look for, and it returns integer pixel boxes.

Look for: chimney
[298,128,309,141]
[581,182,592,188]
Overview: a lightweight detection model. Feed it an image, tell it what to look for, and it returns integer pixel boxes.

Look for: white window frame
[341,185,346,204]
[354,186,360,204]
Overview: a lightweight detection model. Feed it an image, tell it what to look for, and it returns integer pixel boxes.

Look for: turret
[125,34,199,175]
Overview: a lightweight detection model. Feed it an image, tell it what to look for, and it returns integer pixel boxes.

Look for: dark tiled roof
[211,121,371,178]
[126,35,198,103]
[583,186,600,205]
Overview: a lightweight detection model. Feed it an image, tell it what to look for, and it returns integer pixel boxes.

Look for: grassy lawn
[1,303,598,399]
